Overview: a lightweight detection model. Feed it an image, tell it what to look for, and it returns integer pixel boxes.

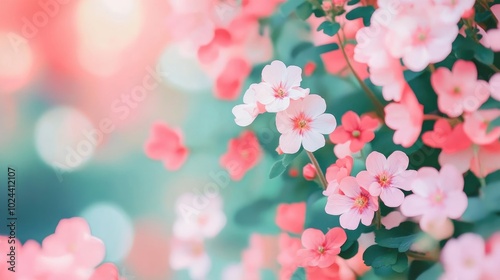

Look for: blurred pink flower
[439,141,500,178]
[254,60,309,112]
[174,194,226,239]
[232,84,266,127]
[169,237,211,280]
[277,233,302,280]
[422,119,472,153]
[463,109,500,145]
[297,228,347,268]
[42,217,105,269]
[490,73,500,101]
[325,156,354,184]
[276,94,337,153]
[242,234,279,279]
[385,86,424,148]
[441,233,486,280]
[381,211,406,230]
[431,60,489,118]
[90,263,125,280]
[369,59,407,102]
[214,57,251,100]
[144,122,189,171]
[275,202,306,234]
[433,0,475,23]
[220,130,263,181]
[356,151,416,207]
[400,165,467,236]
[329,111,378,153]
[303,163,317,181]
[325,176,379,230]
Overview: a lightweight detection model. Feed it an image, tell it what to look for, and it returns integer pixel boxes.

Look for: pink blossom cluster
[233,60,337,154]
[0,217,124,279]
[169,193,226,279]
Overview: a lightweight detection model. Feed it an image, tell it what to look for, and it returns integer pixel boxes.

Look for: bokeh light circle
[81,203,134,263]
[0,31,35,94]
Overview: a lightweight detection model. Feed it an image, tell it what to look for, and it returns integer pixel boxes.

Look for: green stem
[375,204,382,230]
[489,64,500,73]
[306,151,328,190]
[406,250,439,262]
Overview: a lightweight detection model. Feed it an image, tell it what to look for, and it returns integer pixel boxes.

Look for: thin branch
[306,151,328,190]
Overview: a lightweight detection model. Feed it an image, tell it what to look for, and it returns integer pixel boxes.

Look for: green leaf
[462,197,491,222]
[345,6,375,26]
[317,21,341,36]
[363,245,399,268]
[416,264,444,280]
[291,267,306,280]
[283,151,302,167]
[482,180,500,211]
[473,43,494,65]
[375,222,419,252]
[487,116,500,133]
[348,0,361,5]
[392,253,408,273]
[296,2,313,20]
[339,241,359,259]
[269,160,286,179]
[404,70,425,82]
[280,0,305,16]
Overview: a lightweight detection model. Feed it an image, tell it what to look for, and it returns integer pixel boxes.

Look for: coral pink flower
[275,202,306,234]
[254,60,309,112]
[369,59,407,102]
[276,94,337,154]
[144,123,189,171]
[439,141,500,178]
[422,119,472,153]
[304,61,316,76]
[90,263,124,280]
[41,217,105,269]
[220,130,263,181]
[232,84,266,127]
[431,60,490,117]
[356,151,416,207]
[463,109,500,145]
[242,234,279,278]
[297,228,347,268]
[325,156,354,184]
[385,86,424,148]
[173,194,226,239]
[441,234,486,280]
[400,165,468,233]
[325,177,379,230]
[490,73,500,101]
[169,237,211,280]
[303,163,317,181]
[277,233,302,280]
[329,111,379,153]
[214,57,252,101]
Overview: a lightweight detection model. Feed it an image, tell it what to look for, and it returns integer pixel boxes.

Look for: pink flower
[277,233,302,280]
[422,119,472,153]
[385,86,424,148]
[276,94,337,154]
[400,165,468,234]
[433,0,475,23]
[144,122,189,171]
[297,228,347,268]
[329,111,379,153]
[303,163,317,181]
[381,211,406,230]
[232,84,266,127]
[325,156,354,184]
[254,60,309,112]
[356,151,416,207]
[441,234,486,280]
[431,60,490,117]
[214,57,252,101]
[275,202,306,234]
[490,73,500,101]
[439,141,500,178]
[463,109,500,145]
[325,176,379,230]
[220,130,262,181]
[173,194,226,239]
[169,237,211,280]
[242,234,279,278]
[90,263,125,280]
[41,217,105,269]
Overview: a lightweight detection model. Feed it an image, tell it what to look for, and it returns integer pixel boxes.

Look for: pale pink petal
[443,191,468,219]
[438,165,464,192]
[381,211,406,230]
[365,151,387,174]
[420,215,454,240]
[310,114,337,134]
[380,187,405,207]
[339,209,362,230]
[302,94,327,118]
[360,209,375,226]
[233,104,258,127]
[254,82,275,105]
[325,194,353,215]
[266,97,291,112]
[302,131,326,152]
[283,65,303,89]
[262,60,286,85]
[386,151,409,175]
[339,177,361,198]
[288,87,309,100]
[490,73,500,101]
[356,171,375,190]
[279,131,302,154]
[411,167,440,197]
[438,148,474,174]
[400,195,428,217]
[301,228,325,249]
[276,111,293,134]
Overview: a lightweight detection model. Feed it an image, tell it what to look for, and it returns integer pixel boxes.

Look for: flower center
[274,87,287,99]
[377,173,391,187]
[318,246,325,254]
[352,130,361,138]
[413,27,430,44]
[452,86,461,95]
[292,113,312,134]
[431,190,445,205]
[354,195,368,209]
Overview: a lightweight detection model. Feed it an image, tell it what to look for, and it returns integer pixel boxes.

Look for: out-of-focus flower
[463,109,500,145]
[90,263,125,280]
[303,163,317,181]
[490,73,500,101]
[385,86,424,148]
[356,151,416,207]
[169,237,211,280]
[232,84,266,127]
[329,111,378,153]
[400,165,467,239]
[439,141,500,178]
[440,233,486,280]
[254,60,309,112]
[422,119,472,153]
[277,233,302,280]
[144,122,189,171]
[304,61,316,76]
[431,60,489,118]
[220,130,262,181]
[242,234,279,279]
[275,202,306,234]
[214,57,251,100]
[433,0,475,23]
[381,211,406,230]
[325,156,354,184]
[325,177,379,230]
[276,94,337,154]
[297,228,347,268]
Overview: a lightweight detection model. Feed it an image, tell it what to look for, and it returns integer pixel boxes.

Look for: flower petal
[301,228,325,249]
[311,114,337,134]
